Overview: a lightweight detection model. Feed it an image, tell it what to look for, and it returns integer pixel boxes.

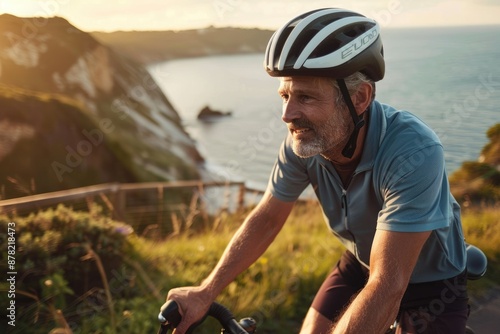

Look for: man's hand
[166,285,214,334]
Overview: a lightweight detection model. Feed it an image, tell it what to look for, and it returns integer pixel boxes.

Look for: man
[167,8,468,333]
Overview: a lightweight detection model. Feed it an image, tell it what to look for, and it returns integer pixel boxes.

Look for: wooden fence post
[157,185,164,228]
[238,183,245,211]
[111,186,125,222]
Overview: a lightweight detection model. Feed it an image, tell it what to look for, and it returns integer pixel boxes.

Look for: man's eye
[280,94,289,101]
[300,95,312,102]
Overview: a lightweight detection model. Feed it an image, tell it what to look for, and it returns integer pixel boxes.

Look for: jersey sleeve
[267,134,310,202]
[377,143,451,232]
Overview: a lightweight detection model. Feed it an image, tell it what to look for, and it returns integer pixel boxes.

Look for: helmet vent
[309,34,343,58]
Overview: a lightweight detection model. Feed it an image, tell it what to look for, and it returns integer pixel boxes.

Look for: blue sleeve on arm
[377,143,450,232]
[267,135,310,202]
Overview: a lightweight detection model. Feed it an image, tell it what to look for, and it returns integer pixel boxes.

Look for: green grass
[462,206,500,260]
[460,205,500,299]
[2,201,498,333]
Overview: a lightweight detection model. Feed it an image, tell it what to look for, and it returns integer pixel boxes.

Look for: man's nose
[282,100,301,123]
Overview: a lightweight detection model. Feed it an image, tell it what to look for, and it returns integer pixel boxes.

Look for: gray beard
[291,116,351,158]
[292,137,324,158]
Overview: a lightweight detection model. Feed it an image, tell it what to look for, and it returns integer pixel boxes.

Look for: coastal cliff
[0,15,203,199]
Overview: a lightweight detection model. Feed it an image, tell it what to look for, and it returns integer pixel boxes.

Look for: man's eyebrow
[278,87,316,95]
[278,87,315,95]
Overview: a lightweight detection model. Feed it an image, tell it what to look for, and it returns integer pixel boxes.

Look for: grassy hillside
[0,83,203,200]
[0,84,137,199]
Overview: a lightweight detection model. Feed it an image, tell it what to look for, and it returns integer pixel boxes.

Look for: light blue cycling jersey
[268,100,466,283]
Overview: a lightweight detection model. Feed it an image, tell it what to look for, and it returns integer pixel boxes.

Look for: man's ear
[352,82,373,115]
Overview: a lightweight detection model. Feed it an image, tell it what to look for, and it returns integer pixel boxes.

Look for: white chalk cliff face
[0,15,203,197]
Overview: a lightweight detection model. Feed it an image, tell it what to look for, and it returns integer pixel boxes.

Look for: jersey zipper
[320,161,358,255]
[341,189,357,256]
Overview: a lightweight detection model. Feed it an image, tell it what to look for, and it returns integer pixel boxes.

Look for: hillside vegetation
[1,200,498,334]
[0,84,138,198]
[450,123,500,204]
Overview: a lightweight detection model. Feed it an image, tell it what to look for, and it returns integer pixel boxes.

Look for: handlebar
[157,300,256,334]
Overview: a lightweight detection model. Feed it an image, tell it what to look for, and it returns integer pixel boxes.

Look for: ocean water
[148,25,500,191]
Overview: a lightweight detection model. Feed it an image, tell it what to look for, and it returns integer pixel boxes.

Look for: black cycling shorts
[311,250,469,333]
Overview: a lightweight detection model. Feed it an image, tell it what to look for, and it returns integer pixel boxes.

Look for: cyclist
[167,8,469,334]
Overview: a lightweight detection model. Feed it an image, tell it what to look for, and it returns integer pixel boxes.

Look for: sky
[1,0,500,32]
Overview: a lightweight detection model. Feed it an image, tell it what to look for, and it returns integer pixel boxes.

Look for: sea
[148,25,500,192]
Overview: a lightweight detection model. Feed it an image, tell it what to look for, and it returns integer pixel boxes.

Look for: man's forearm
[201,194,292,298]
[202,215,281,295]
[332,278,402,334]
[331,230,432,333]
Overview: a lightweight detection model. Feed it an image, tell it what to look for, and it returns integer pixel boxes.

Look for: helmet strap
[336,79,366,158]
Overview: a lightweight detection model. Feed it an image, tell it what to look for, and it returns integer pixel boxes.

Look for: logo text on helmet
[341,27,378,60]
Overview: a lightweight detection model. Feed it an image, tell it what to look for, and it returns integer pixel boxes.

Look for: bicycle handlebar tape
[157,300,250,334]
[158,300,182,333]
[209,302,249,334]
[158,300,209,334]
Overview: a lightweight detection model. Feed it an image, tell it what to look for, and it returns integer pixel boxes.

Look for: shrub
[450,123,500,204]
[0,204,135,333]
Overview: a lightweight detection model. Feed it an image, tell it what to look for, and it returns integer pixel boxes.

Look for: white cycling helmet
[264,8,385,81]
[264,8,385,158]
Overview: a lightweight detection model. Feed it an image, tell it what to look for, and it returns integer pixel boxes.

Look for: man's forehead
[278,76,332,90]
[280,76,317,83]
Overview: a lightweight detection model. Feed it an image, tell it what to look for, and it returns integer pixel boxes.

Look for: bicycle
[158,244,488,334]
[157,300,256,334]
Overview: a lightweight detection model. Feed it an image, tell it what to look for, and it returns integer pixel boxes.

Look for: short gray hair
[332,72,376,108]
